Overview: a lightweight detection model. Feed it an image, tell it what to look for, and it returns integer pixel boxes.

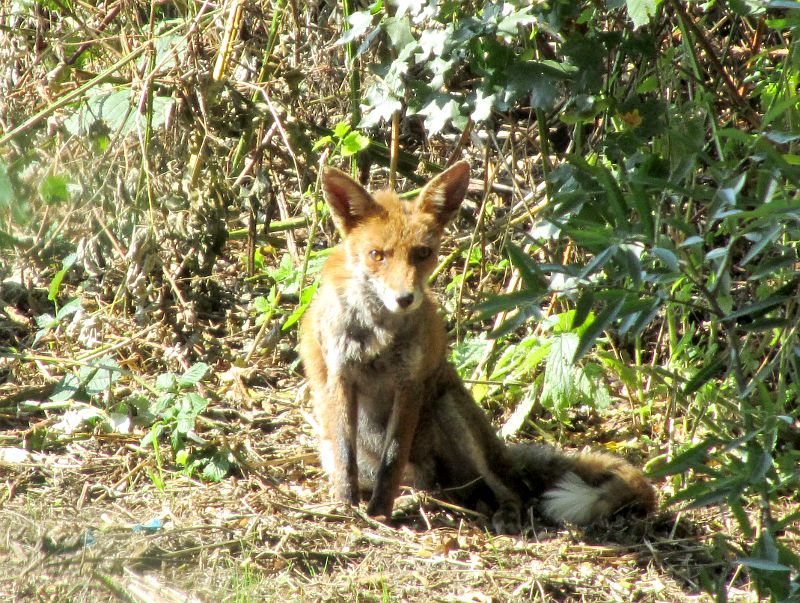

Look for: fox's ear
[417,161,470,226]
[321,166,377,233]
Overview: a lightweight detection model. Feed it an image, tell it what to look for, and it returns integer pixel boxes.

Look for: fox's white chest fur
[317,278,422,378]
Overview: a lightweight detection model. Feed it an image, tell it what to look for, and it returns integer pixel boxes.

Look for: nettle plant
[142,363,232,483]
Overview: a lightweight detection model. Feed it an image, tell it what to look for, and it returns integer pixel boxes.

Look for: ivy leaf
[471,88,498,121]
[497,7,537,38]
[360,84,402,127]
[503,62,568,110]
[337,10,374,45]
[394,0,426,17]
[428,56,455,89]
[384,15,414,50]
[417,96,464,134]
[417,27,449,61]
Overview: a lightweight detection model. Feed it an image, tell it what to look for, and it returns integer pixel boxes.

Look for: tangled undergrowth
[1,1,799,601]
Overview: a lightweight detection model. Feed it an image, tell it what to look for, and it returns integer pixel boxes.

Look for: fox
[299,161,656,533]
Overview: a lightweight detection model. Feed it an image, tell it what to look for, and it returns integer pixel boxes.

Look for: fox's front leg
[367,385,423,518]
[324,378,360,505]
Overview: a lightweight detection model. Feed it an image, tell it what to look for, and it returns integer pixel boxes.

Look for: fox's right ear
[321,167,377,233]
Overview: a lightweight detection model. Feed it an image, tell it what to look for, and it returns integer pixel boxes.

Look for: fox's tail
[508,444,656,524]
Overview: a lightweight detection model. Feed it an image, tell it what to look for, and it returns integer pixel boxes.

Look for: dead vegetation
[1,400,757,602]
[2,1,798,601]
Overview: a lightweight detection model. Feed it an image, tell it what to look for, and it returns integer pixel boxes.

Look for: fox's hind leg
[417,383,522,534]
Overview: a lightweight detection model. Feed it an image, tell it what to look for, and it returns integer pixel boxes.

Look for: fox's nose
[396,293,416,309]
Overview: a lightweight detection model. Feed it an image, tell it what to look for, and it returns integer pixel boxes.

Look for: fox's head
[321,161,470,314]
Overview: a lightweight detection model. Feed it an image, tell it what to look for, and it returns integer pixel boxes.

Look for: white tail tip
[542,472,607,524]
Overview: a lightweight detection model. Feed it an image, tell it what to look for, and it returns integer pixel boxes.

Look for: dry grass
[0,425,753,602]
[1,327,758,602]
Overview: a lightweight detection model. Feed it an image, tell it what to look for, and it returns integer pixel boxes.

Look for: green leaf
[499,388,538,439]
[593,164,629,228]
[340,131,370,157]
[683,354,727,395]
[722,296,789,323]
[55,297,81,320]
[202,453,231,482]
[573,295,625,363]
[283,280,319,332]
[332,122,351,138]
[179,363,209,387]
[474,288,546,321]
[337,10,374,45]
[497,6,536,37]
[571,291,594,330]
[471,87,498,121]
[0,161,13,207]
[679,235,704,248]
[50,373,81,402]
[35,313,57,329]
[626,0,660,28]
[489,303,540,339]
[40,174,70,205]
[541,333,580,419]
[312,135,333,151]
[186,392,209,414]
[650,247,679,271]
[504,63,559,110]
[85,358,122,396]
[736,317,789,332]
[578,246,618,279]
[0,229,19,249]
[48,253,78,302]
[706,245,733,263]
[156,373,178,392]
[505,242,546,291]
[736,558,791,572]
[624,297,664,337]
[253,296,272,314]
[384,15,414,50]
[741,224,782,265]
[153,393,176,415]
[418,96,464,135]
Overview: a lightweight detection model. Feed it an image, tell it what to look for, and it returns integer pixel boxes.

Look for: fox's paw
[491,503,522,535]
[334,481,360,507]
[366,493,394,519]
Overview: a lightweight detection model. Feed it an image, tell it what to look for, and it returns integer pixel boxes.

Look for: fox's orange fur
[300,162,656,533]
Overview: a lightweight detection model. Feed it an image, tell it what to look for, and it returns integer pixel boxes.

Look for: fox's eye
[413,247,432,262]
[369,249,385,262]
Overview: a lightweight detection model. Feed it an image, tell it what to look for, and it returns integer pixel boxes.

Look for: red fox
[300,161,656,533]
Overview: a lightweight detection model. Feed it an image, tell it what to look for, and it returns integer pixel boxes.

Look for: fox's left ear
[417,161,471,226]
